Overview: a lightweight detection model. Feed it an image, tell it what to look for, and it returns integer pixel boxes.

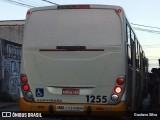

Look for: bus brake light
[23,84,29,91]
[114,86,122,94]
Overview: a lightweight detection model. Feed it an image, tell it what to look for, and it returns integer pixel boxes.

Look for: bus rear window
[24,9,122,48]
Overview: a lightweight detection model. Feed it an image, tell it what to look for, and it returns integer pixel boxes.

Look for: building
[0,20,24,44]
[0,20,25,101]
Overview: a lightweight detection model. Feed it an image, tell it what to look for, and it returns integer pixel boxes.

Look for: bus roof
[27,4,124,14]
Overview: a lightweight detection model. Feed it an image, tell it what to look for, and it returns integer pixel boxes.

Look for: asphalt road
[0,104,123,120]
[0,103,160,120]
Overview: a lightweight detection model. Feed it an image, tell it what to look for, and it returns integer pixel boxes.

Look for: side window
[126,24,132,66]
[128,46,131,66]
[136,41,140,69]
[130,30,135,66]
[127,25,131,45]
[139,47,142,69]
[131,30,134,41]
[143,57,148,73]
[126,20,146,70]
[142,52,146,71]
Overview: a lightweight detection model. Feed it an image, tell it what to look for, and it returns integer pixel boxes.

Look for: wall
[0,25,24,44]
[0,39,22,101]
[0,21,24,101]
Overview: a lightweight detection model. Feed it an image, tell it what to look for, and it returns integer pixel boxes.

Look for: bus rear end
[19,5,127,116]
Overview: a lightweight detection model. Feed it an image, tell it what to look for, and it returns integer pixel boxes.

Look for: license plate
[56,105,84,112]
[62,88,80,95]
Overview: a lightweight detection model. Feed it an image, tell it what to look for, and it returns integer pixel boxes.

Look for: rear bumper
[19,98,128,116]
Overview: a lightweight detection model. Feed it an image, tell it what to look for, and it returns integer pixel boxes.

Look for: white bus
[19,4,148,116]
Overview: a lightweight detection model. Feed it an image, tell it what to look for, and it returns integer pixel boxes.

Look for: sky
[0,0,160,71]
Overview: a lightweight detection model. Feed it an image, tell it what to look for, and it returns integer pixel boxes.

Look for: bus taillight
[22,84,29,91]
[111,76,125,102]
[20,74,34,102]
[114,86,122,94]
[117,77,125,85]
[21,76,28,83]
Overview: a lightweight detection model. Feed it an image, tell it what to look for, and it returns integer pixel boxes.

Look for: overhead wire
[133,27,160,34]
[41,0,59,5]
[131,23,160,30]
[0,0,59,8]
[17,0,41,7]
[0,0,35,8]
[143,44,160,46]
[131,23,160,68]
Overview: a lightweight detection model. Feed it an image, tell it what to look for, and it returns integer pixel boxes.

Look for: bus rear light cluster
[20,74,33,101]
[111,76,125,102]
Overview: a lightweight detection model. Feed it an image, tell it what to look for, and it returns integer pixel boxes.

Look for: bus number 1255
[86,95,107,103]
